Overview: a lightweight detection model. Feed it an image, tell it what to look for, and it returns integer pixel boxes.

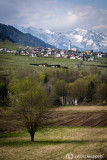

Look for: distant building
[68,40,78,52]
[55,53,61,58]
[71,48,78,52]
[68,40,71,50]
[85,50,93,55]
[31,53,37,57]
[97,52,102,58]
[70,56,76,59]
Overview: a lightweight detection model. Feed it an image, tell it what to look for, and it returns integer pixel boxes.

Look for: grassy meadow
[53,105,107,112]
[0,52,107,78]
[0,53,77,77]
[0,127,107,160]
[0,41,24,50]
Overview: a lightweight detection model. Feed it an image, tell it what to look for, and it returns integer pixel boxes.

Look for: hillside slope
[0,32,14,43]
[0,24,54,48]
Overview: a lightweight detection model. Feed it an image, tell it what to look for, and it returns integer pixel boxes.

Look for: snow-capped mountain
[13,25,107,52]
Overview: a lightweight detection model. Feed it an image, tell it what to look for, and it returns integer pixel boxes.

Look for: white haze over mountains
[14,25,107,52]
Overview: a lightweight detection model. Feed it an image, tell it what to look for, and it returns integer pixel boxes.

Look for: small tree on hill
[54,80,68,105]
[86,81,95,102]
[9,76,50,141]
[95,83,107,104]
[68,78,86,105]
[83,75,100,102]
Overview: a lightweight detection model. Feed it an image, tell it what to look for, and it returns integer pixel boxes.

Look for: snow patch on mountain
[45,29,55,34]
[74,35,83,43]
[86,40,93,45]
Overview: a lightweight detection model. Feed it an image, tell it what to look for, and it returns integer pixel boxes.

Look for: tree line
[0,66,107,107]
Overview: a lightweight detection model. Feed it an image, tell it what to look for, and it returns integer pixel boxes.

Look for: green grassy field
[0,127,107,160]
[0,41,24,50]
[0,53,76,76]
[0,53,107,77]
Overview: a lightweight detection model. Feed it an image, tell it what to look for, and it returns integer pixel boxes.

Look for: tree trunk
[30,132,35,142]
[61,96,63,105]
[64,96,66,105]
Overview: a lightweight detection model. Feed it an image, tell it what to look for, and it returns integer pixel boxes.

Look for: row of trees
[0,67,107,107]
[52,75,107,106]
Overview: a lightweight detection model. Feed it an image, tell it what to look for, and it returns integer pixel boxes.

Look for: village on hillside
[0,40,107,61]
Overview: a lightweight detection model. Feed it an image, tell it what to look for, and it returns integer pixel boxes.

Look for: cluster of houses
[0,45,107,61]
[17,47,107,61]
[0,48,16,53]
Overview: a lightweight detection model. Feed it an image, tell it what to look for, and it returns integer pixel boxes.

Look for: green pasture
[0,53,107,77]
[0,127,106,160]
[0,41,24,50]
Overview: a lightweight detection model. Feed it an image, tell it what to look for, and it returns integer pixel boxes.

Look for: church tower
[68,40,71,50]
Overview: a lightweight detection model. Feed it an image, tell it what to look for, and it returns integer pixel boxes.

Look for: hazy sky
[0,0,107,33]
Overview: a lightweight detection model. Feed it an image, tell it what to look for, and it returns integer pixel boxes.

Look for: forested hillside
[0,24,54,48]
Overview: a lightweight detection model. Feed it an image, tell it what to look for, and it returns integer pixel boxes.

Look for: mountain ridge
[13,25,107,52]
[0,23,55,48]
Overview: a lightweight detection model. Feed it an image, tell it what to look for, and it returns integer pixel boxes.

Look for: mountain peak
[45,29,55,35]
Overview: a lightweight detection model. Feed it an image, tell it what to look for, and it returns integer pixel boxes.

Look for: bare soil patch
[0,106,107,133]
[43,112,107,127]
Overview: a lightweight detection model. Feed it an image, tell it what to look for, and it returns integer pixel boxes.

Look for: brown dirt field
[0,106,107,133]
[0,108,24,133]
[43,112,107,127]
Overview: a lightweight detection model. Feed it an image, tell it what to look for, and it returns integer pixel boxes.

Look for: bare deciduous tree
[10,76,50,141]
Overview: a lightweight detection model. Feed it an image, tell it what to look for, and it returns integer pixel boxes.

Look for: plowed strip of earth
[43,112,107,127]
[0,107,107,133]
